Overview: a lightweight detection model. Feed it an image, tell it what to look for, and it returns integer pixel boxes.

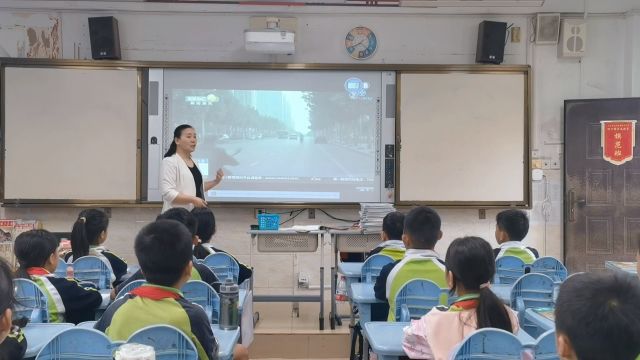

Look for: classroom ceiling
[12,0,640,13]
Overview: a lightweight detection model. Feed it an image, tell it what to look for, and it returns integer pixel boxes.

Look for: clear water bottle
[219,278,239,330]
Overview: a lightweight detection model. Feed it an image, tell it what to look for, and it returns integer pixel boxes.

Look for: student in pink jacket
[402,236,520,360]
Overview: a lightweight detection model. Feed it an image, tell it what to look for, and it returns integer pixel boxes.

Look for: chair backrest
[534,329,560,360]
[495,256,527,285]
[531,257,568,283]
[395,279,445,322]
[73,255,113,289]
[510,273,555,312]
[36,327,118,359]
[13,278,49,323]
[127,324,198,360]
[361,254,394,283]
[181,280,220,324]
[450,328,523,360]
[54,258,68,278]
[115,280,146,299]
[203,253,239,283]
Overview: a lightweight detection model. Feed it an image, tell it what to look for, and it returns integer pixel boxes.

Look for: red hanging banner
[601,120,637,165]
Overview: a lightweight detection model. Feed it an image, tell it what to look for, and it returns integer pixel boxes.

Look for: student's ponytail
[70,209,109,260]
[70,216,90,260]
[164,124,193,158]
[446,236,513,333]
[476,286,513,332]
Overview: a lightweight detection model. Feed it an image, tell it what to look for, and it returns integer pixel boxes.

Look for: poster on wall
[601,120,637,165]
[0,13,61,58]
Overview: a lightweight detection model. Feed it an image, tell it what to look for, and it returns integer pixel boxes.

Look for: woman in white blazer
[160,124,224,213]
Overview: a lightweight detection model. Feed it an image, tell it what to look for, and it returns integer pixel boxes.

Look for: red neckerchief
[130,285,181,300]
[26,267,51,276]
[449,294,481,311]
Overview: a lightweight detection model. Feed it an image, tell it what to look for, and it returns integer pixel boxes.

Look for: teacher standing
[160,124,224,213]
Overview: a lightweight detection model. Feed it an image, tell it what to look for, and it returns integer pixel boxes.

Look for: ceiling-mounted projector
[245,17,295,55]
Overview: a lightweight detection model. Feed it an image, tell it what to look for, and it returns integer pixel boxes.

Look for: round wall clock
[345,26,377,60]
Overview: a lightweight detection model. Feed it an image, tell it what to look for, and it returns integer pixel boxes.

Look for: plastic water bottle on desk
[220,278,239,330]
[66,265,74,279]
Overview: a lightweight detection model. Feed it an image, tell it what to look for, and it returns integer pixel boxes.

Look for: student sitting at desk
[555,272,640,360]
[96,220,249,360]
[115,208,220,294]
[493,209,539,264]
[192,207,253,285]
[66,208,128,286]
[0,257,26,359]
[368,211,406,261]
[374,206,447,322]
[14,230,104,324]
[402,236,519,360]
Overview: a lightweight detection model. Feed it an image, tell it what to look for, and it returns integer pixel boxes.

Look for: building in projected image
[231,90,294,129]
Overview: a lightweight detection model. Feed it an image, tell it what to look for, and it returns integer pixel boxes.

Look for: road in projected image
[169,84,380,201]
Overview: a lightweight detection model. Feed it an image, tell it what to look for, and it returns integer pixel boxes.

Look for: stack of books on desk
[359,203,395,232]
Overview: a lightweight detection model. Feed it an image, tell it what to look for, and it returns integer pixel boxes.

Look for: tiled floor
[249,298,353,359]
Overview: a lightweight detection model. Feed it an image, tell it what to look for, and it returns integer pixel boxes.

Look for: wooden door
[564,98,640,272]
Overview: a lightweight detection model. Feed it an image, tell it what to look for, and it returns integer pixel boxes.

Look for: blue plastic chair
[203,253,240,283]
[115,280,146,299]
[54,258,68,278]
[360,254,394,283]
[450,328,523,359]
[510,273,555,312]
[35,327,119,359]
[13,278,49,323]
[495,256,527,285]
[531,257,568,283]
[127,324,198,360]
[534,329,559,360]
[73,256,113,289]
[395,279,445,322]
[182,280,220,324]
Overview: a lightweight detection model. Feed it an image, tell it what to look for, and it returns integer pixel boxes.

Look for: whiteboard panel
[3,67,139,200]
[398,72,527,204]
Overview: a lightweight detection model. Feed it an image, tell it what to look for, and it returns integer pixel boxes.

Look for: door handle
[566,190,585,222]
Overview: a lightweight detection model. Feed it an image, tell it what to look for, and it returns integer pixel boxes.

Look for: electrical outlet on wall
[298,273,310,288]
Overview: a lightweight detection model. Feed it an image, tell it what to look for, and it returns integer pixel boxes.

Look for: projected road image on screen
[166,74,381,202]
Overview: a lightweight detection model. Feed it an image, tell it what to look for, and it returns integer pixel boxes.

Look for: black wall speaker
[476,21,507,64]
[88,16,121,60]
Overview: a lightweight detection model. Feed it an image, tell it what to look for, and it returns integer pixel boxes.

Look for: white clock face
[345,27,377,60]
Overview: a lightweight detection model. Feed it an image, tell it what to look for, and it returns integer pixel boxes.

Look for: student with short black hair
[494,209,539,264]
[368,211,406,261]
[115,208,220,294]
[96,220,249,360]
[0,257,27,359]
[67,209,127,285]
[373,206,447,321]
[14,230,105,324]
[555,272,640,360]
[403,236,519,359]
[192,208,252,285]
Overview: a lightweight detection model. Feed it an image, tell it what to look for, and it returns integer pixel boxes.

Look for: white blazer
[160,154,198,213]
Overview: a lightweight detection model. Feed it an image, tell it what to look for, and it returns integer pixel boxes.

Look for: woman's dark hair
[14,230,60,279]
[70,209,109,260]
[192,207,216,243]
[445,236,513,332]
[0,257,15,317]
[164,124,193,158]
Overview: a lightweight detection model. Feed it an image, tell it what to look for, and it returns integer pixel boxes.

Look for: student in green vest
[13,230,105,324]
[555,272,640,360]
[493,209,539,264]
[368,211,406,261]
[0,257,26,359]
[115,208,220,294]
[374,206,447,322]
